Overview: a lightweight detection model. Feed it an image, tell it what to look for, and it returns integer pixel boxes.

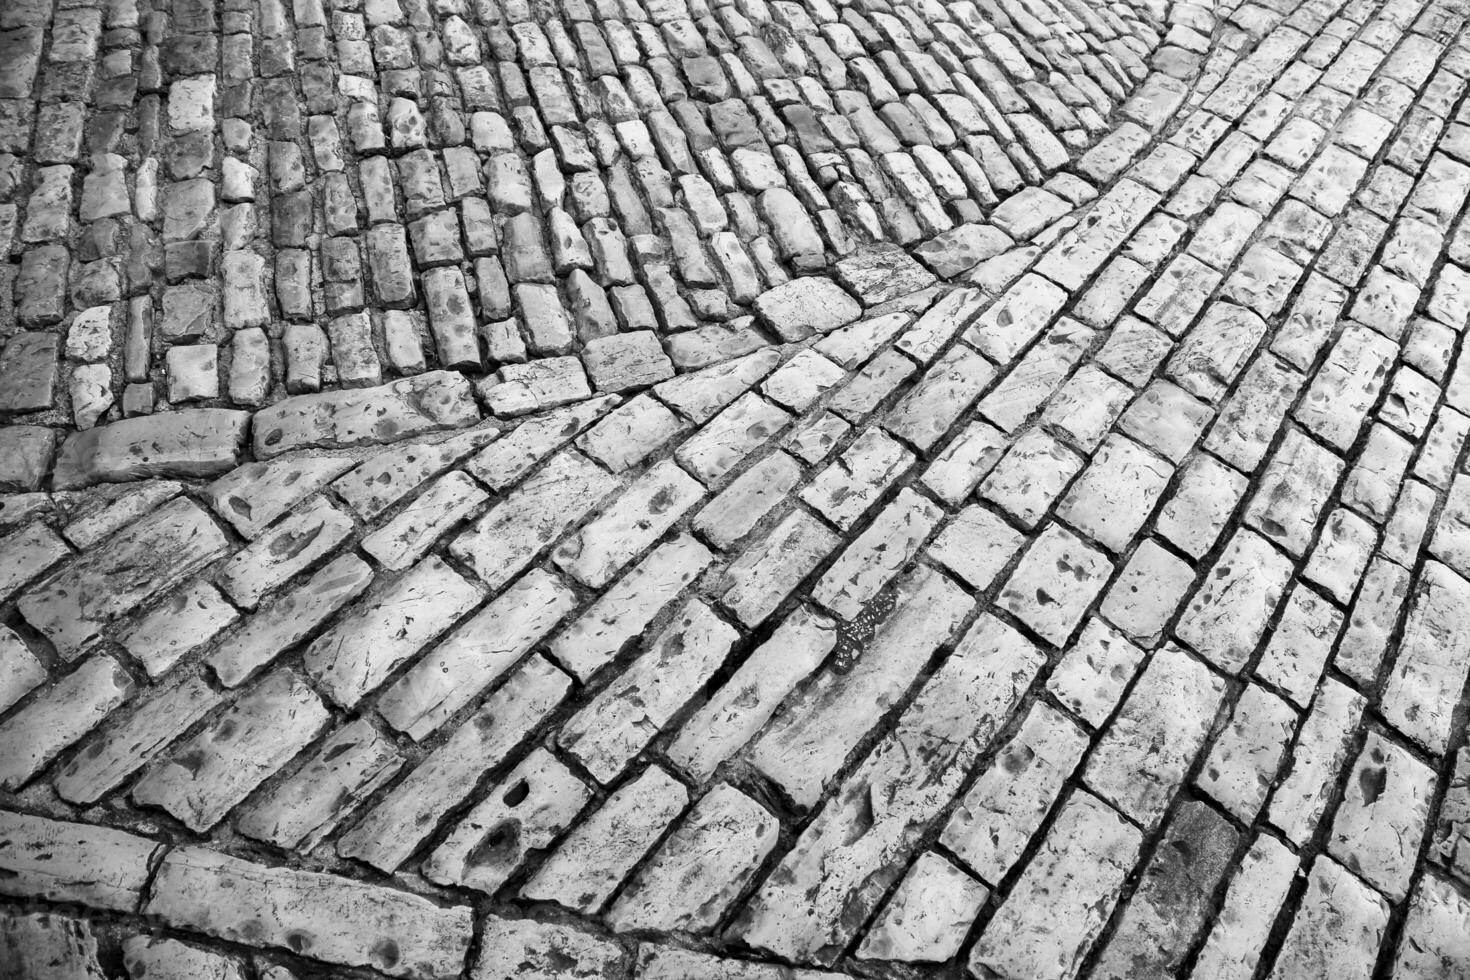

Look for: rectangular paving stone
[1244,427,1344,556]
[0,810,160,912]
[1254,583,1343,708]
[1046,617,1147,728]
[926,503,1026,591]
[963,273,1068,363]
[450,449,620,590]
[0,655,132,790]
[1035,179,1161,289]
[693,451,802,549]
[360,471,489,571]
[1085,643,1226,828]
[1381,560,1470,754]
[553,459,703,588]
[739,613,1042,965]
[883,344,995,451]
[560,600,737,784]
[218,496,355,608]
[132,670,329,832]
[252,371,480,458]
[424,747,591,895]
[942,700,1087,885]
[978,318,1092,435]
[812,489,942,621]
[982,428,1085,528]
[576,394,688,473]
[666,606,836,782]
[337,656,569,872]
[893,287,986,363]
[1175,527,1294,673]
[749,567,972,809]
[0,521,68,603]
[145,846,473,980]
[717,509,841,628]
[0,625,45,715]
[1196,683,1297,822]
[1391,873,1470,979]
[1302,506,1375,604]
[549,534,713,681]
[1294,325,1398,451]
[208,453,360,537]
[521,764,689,915]
[377,569,575,740]
[1091,801,1240,980]
[1267,857,1388,980]
[1269,677,1367,846]
[18,498,229,658]
[464,399,615,492]
[855,849,989,964]
[607,783,779,933]
[674,392,791,484]
[920,420,1008,506]
[209,554,375,688]
[998,522,1113,646]
[236,718,403,851]
[118,581,239,679]
[1057,434,1172,552]
[1327,729,1434,902]
[969,790,1143,980]
[827,348,919,420]
[1190,831,1299,980]
[54,671,222,806]
[304,555,482,708]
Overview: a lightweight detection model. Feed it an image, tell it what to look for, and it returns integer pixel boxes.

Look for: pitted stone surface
[7,0,1470,977]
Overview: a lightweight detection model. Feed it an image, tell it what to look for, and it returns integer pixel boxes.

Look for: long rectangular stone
[1084,644,1226,829]
[120,582,239,679]
[666,606,837,781]
[674,392,791,484]
[235,719,403,851]
[559,600,737,784]
[336,655,569,872]
[548,533,713,681]
[882,344,995,451]
[0,811,160,912]
[304,556,482,707]
[717,509,841,628]
[963,273,1068,363]
[377,569,576,740]
[0,655,133,790]
[942,701,1087,885]
[693,451,803,549]
[145,846,473,980]
[1190,832,1298,980]
[1267,857,1388,980]
[520,764,689,914]
[54,671,223,805]
[1327,730,1434,901]
[217,496,355,607]
[968,790,1142,980]
[335,427,499,519]
[207,453,360,537]
[738,613,1043,964]
[1381,560,1470,754]
[17,498,229,657]
[131,670,329,832]
[423,747,591,895]
[251,370,480,457]
[1294,325,1398,450]
[552,459,703,587]
[748,566,972,808]
[449,449,619,590]
[52,410,252,488]
[1268,677,1367,846]
[800,427,914,530]
[978,318,1092,434]
[1196,683,1297,822]
[209,554,375,687]
[812,488,943,620]
[606,784,779,933]
[1244,427,1344,556]
[361,471,489,571]
[1175,528,1294,673]
[1035,179,1161,289]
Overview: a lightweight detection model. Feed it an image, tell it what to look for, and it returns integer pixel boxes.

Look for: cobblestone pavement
[7,0,1470,974]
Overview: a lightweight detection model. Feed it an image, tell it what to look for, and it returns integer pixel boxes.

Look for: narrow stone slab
[1268,678,1367,846]
[218,497,355,608]
[336,656,569,872]
[361,471,490,571]
[1268,857,1387,980]
[121,937,247,980]
[856,851,989,964]
[1381,560,1470,754]
[717,509,841,628]
[667,606,836,782]
[559,600,737,784]
[206,453,360,538]
[0,811,160,912]
[942,701,1088,885]
[52,410,251,488]
[800,428,914,530]
[1327,730,1434,901]
[236,719,403,851]
[812,489,943,621]
[145,846,473,980]
[1,913,108,980]
[18,498,229,658]
[1196,683,1297,823]
[968,791,1143,980]
[1191,832,1299,980]
[753,277,861,340]
[55,671,223,806]
[1392,873,1470,979]
[607,783,779,933]
[304,555,483,708]
[521,764,688,914]
[252,371,480,458]
[1084,644,1226,829]
[132,670,330,832]
[1045,617,1146,728]
[1175,527,1294,673]
[450,449,619,590]
[473,919,624,980]
[693,451,803,549]
[675,392,791,484]
[834,243,937,304]
[548,534,713,681]
[425,747,591,895]
[0,656,133,789]
[209,555,375,688]
[119,582,239,679]
[378,569,576,740]
[927,504,1026,591]
[738,614,1042,964]
[0,626,45,715]
[750,567,972,808]
[552,459,704,587]
[337,426,500,518]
